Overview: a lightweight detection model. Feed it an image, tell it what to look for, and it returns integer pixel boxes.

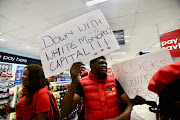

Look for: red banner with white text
[160,29,180,57]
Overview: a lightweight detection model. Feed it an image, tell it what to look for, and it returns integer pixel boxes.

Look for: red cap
[81,71,88,76]
[148,62,180,94]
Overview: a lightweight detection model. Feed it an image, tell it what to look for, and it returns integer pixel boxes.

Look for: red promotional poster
[160,29,180,57]
[107,68,112,74]
[84,68,90,72]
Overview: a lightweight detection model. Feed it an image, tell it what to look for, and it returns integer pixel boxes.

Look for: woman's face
[21,68,30,87]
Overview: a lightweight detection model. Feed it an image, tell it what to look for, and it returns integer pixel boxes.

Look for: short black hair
[90,56,106,67]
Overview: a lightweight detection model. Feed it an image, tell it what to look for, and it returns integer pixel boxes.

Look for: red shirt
[15,87,51,120]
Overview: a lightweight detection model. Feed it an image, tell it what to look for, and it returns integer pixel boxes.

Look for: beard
[97,72,107,79]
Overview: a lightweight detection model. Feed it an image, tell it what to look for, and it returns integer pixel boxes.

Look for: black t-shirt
[75,79,125,97]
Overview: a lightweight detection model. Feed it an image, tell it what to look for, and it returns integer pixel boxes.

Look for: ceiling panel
[129,24,159,50]
[1,2,47,27]
[135,5,180,26]
[0,16,21,33]
[0,33,19,43]
[28,0,85,18]
[23,36,38,44]
[0,39,31,52]
[25,19,56,34]
[21,43,41,56]
[169,19,180,31]
[157,19,180,34]
[108,14,136,30]
[6,28,36,39]
[99,0,139,19]
[0,0,25,15]
[49,8,89,26]
[138,0,180,13]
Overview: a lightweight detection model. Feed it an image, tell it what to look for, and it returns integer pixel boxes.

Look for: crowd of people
[0,56,180,120]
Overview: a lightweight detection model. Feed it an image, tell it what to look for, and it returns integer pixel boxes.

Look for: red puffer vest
[80,72,120,120]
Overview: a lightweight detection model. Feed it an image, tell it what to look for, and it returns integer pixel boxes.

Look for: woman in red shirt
[3,64,59,120]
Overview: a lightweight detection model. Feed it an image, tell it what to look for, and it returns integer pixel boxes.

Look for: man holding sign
[37,9,120,78]
[61,56,132,120]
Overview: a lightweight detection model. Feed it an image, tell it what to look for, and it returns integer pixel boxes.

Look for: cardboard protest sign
[37,9,120,78]
[111,49,173,101]
[160,29,180,57]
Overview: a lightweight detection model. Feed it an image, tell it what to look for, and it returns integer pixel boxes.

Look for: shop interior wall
[0,47,40,81]
[0,47,40,60]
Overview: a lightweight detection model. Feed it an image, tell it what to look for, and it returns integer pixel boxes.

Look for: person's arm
[35,88,53,120]
[61,62,84,118]
[37,112,48,120]
[117,93,133,120]
[1,105,15,115]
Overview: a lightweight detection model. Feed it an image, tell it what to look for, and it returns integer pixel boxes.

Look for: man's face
[93,58,107,79]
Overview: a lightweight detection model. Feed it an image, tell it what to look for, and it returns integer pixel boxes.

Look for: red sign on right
[160,29,180,57]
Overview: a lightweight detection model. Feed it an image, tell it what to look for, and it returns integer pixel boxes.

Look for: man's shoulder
[80,75,89,82]
[81,75,89,80]
[80,75,96,85]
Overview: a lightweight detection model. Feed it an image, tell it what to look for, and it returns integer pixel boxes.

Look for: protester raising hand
[70,62,85,83]
[61,56,132,119]
[61,62,85,118]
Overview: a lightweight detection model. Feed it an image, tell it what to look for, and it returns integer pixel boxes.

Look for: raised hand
[70,62,85,84]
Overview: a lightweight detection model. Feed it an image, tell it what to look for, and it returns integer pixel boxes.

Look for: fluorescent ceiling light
[110,52,126,56]
[112,59,124,62]
[125,36,130,38]
[0,32,2,35]
[124,36,131,43]
[152,43,160,48]
[26,46,30,49]
[84,0,108,6]
[0,38,6,41]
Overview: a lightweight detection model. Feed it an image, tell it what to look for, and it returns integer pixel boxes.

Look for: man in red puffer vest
[61,56,132,120]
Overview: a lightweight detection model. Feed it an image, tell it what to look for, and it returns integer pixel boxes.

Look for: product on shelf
[50,81,78,119]
[0,81,15,120]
